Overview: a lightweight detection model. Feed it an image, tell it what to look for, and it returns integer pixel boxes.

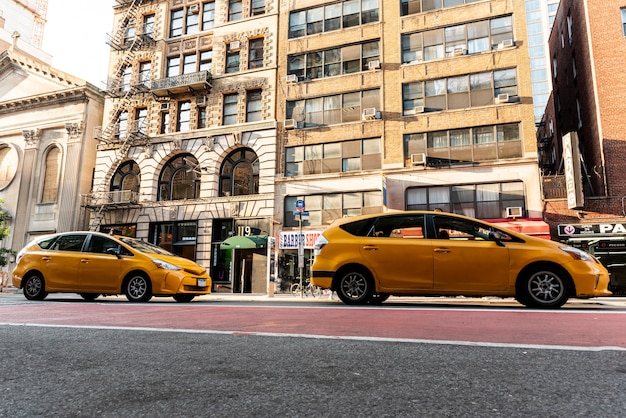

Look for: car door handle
[80,258,90,263]
[41,256,51,261]
[363,246,378,251]
[434,248,451,253]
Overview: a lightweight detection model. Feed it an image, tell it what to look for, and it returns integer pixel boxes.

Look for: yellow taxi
[311,211,611,307]
[12,231,211,302]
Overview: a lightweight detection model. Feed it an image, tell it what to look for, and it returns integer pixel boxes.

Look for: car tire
[79,293,100,301]
[369,293,390,304]
[23,274,47,301]
[336,269,372,305]
[520,268,569,308]
[173,294,195,303]
[124,274,152,303]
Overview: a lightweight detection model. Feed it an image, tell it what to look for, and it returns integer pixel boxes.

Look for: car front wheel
[520,269,569,308]
[23,274,47,301]
[124,274,152,302]
[336,269,372,305]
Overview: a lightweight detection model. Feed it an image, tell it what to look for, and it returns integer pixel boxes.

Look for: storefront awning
[220,235,267,250]
[487,219,551,240]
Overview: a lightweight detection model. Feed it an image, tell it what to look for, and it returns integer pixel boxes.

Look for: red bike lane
[1,302,624,349]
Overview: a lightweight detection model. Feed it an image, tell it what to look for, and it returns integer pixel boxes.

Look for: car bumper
[310,271,334,289]
[573,268,612,298]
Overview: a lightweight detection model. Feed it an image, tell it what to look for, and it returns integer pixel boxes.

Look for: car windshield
[118,237,174,256]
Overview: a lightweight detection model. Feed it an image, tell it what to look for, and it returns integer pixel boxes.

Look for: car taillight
[313,235,328,256]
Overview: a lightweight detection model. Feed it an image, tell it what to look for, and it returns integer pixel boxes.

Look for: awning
[487,219,551,240]
[220,235,268,250]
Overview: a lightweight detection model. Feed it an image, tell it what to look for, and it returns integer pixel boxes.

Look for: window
[401,0,481,16]
[51,234,87,252]
[124,19,135,44]
[183,54,196,74]
[219,148,259,196]
[199,50,213,73]
[226,45,240,73]
[167,57,180,77]
[288,0,380,38]
[229,0,243,21]
[135,108,147,135]
[168,51,211,76]
[186,6,199,35]
[41,146,61,203]
[197,106,207,129]
[116,111,128,139]
[284,191,383,227]
[223,93,238,125]
[158,154,200,201]
[177,101,191,132]
[285,138,381,176]
[202,2,215,30]
[288,41,380,80]
[111,160,140,195]
[248,38,264,69]
[622,9,626,36]
[120,65,132,92]
[251,0,265,16]
[139,61,151,86]
[286,89,380,127]
[406,181,525,219]
[170,9,184,37]
[143,14,155,39]
[403,123,521,167]
[246,89,262,122]
[0,146,18,189]
[170,5,211,37]
[160,112,170,134]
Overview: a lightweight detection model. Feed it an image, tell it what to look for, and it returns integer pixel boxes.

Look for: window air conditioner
[506,206,523,218]
[404,106,425,116]
[498,39,514,49]
[160,102,170,111]
[453,47,466,56]
[368,60,381,70]
[285,74,298,83]
[197,96,207,106]
[284,119,297,130]
[189,4,200,13]
[362,107,377,120]
[229,41,241,51]
[411,153,426,165]
[495,93,510,104]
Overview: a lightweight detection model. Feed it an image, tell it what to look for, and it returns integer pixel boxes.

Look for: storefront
[276,230,322,293]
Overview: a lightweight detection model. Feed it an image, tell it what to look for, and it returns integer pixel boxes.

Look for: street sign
[295,199,305,212]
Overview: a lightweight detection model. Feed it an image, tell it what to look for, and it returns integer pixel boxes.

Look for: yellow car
[311,211,611,308]
[12,231,211,302]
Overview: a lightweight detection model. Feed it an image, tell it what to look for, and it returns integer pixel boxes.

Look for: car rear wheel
[79,293,100,301]
[336,269,372,305]
[23,274,47,301]
[520,269,569,308]
[173,294,195,303]
[124,274,152,302]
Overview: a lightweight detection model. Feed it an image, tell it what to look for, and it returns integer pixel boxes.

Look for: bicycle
[290,279,322,297]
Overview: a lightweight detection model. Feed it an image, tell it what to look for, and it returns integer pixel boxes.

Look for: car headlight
[559,246,595,262]
[152,259,182,271]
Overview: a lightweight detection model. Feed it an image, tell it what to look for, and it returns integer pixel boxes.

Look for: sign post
[295,200,305,297]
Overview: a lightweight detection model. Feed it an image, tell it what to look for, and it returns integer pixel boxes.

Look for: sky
[42,0,115,87]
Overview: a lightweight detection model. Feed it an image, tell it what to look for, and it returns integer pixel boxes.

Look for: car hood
[152,254,207,275]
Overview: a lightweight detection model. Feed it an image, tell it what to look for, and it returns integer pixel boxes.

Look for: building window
[158,154,200,201]
[219,148,259,196]
[287,40,380,80]
[223,93,238,125]
[120,65,131,92]
[168,51,211,76]
[248,38,264,69]
[622,9,626,36]
[251,0,265,15]
[202,2,215,30]
[229,0,243,21]
[406,181,525,219]
[199,50,213,73]
[286,89,380,127]
[139,61,151,86]
[186,6,199,34]
[160,111,170,134]
[403,123,522,167]
[0,146,18,189]
[246,89,263,122]
[170,9,184,37]
[135,108,147,135]
[150,221,198,261]
[142,14,155,39]
[401,0,482,16]
[116,111,128,139]
[288,0,380,39]
[286,138,381,177]
[284,191,383,227]
[183,53,196,74]
[197,106,207,129]
[41,146,61,203]
[401,16,513,64]
[402,69,517,114]
[124,18,135,44]
[167,56,180,77]
[226,44,240,73]
[177,101,191,132]
[111,160,140,196]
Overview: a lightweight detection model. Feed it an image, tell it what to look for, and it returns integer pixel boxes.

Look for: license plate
[197,278,206,287]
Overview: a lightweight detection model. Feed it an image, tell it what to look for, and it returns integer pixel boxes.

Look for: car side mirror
[489,231,505,247]
[106,247,122,259]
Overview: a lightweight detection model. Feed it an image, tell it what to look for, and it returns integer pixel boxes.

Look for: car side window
[433,216,508,241]
[86,235,120,254]
[370,215,425,239]
[50,234,87,252]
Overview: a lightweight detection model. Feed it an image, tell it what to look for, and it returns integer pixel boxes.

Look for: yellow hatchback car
[311,211,611,308]
[12,231,211,302]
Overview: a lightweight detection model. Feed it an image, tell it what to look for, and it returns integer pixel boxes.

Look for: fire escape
[83,0,155,231]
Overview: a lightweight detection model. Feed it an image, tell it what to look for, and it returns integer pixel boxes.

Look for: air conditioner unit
[285,74,298,83]
[284,119,297,130]
[498,39,514,49]
[229,41,241,51]
[506,206,523,218]
[411,153,426,165]
[189,4,200,13]
[495,93,510,104]
[453,47,466,56]
[368,60,381,70]
[404,106,425,116]
[197,96,207,106]
[160,102,170,111]
[362,107,377,120]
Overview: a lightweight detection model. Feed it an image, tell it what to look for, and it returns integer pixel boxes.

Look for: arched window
[41,146,61,203]
[111,160,140,199]
[158,154,200,201]
[220,148,259,196]
[0,145,18,190]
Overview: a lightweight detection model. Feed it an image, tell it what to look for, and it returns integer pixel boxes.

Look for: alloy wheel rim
[529,272,563,302]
